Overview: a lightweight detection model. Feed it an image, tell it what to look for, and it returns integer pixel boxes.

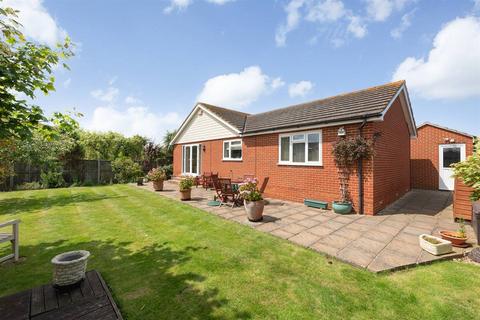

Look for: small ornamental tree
[332,136,374,203]
[453,139,480,201]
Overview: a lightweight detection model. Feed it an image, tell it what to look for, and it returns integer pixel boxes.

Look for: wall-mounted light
[202,145,206,152]
[337,127,346,137]
[449,138,455,143]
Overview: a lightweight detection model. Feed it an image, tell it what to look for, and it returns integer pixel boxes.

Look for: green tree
[0,5,75,139]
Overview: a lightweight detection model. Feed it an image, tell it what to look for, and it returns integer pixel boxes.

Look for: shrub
[40,170,66,188]
[111,157,143,183]
[147,167,166,181]
[239,178,263,201]
[453,140,480,201]
[17,181,42,190]
[179,176,195,191]
[332,136,374,203]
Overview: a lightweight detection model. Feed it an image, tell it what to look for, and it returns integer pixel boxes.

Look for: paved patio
[138,182,475,272]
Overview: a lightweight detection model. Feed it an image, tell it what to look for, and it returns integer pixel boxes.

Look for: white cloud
[164,0,193,14]
[125,96,142,105]
[90,87,119,103]
[366,0,411,21]
[163,0,234,14]
[347,15,367,38]
[306,0,345,22]
[3,0,67,46]
[289,81,314,97]
[206,0,235,4]
[391,10,414,39]
[85,106,181,140]
[197,66,282,108]
[271,77,286,89]
[392,16,480,99]
[275,0,305,47]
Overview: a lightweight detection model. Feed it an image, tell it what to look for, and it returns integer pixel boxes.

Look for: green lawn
[0,185,479,319]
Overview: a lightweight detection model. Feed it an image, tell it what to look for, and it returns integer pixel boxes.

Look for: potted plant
[239,178,264,222]
[331,135,374,214]
[147,168,167,191]
[440,219,468,247]
[179,176,195,200]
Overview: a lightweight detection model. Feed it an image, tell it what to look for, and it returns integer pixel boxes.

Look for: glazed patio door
[438,144,465,191]
[182,144,200,176]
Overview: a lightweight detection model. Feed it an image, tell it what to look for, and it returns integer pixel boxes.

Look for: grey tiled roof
[200,103,249,132]
[201,81,405,134]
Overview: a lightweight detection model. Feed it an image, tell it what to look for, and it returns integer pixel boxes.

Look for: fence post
[97,159,101,184]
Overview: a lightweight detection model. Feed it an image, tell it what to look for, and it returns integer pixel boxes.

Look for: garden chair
[212,177,239,208]
[0,219,20,263]
[259,177,269,194]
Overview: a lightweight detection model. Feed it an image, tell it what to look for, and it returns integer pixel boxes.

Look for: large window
[223,139,242,161]
[278,131,322,166]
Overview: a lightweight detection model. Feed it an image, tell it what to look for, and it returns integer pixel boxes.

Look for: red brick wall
[410,125,473,190]
[173,123,376,214]
[372,98,412,213]
[173,97,413,215]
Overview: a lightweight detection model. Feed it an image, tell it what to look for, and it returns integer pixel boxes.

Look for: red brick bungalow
[171,81,417,215]
[411,122,474,191]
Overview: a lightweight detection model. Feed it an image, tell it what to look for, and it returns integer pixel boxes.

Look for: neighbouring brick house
[410,122,474,191]
[171,81,417,215]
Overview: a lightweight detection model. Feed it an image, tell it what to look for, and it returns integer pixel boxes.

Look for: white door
[182,144,200,176]
[439,144,465,190]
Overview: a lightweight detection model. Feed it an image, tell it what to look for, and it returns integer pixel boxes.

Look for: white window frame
[278,130,322,166]
[222,139,243,161]
[182,144,200,176]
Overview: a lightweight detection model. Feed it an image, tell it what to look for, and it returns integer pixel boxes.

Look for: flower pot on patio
[51,250,90,287]
[137,177,144,186]
[419,234,452,255]
[180,189,191,201]
[439,230,467,247]
[152,180,164,191]
[332,201,352,214]
[244,200,264,222]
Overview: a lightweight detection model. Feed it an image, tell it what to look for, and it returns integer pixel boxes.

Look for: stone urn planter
[332,201,352,214]
[180,189,191,201]
[244,200,264,222]
[152,180,164,191]
[440,230,468,247]
[51,250,90,287]
[419,234,452,256]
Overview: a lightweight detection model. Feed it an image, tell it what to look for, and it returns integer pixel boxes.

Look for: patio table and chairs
[212,176,243,208]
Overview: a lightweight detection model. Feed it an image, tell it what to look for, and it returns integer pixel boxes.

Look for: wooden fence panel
[454,178,473,221]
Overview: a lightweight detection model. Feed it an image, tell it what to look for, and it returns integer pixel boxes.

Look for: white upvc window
[278,130,322,166]
[223,139,242,161]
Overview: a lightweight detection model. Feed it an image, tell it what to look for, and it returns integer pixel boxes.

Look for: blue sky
[5,0,480,139]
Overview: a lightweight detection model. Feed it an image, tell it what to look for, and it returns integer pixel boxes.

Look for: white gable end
[176,109,239,144]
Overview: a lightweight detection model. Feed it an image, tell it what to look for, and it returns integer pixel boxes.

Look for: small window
[223,139,242,160]
[443,147,461,168]
[279,130,322,166]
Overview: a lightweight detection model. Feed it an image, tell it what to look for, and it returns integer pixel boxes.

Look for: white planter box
[419,234,452,256]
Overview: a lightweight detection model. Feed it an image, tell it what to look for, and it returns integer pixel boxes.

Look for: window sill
[222,159,243,162]
[277,162,323,167]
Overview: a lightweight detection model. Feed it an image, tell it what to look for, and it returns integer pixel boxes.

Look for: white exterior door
[438,144,465,190]
[182,144,200,176]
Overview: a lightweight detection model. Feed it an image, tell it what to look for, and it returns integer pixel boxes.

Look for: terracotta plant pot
[440,230,467,247]
[244,200,264,222]
[332,201,352,214]
[180,189,191,201]
[152,180,164,191]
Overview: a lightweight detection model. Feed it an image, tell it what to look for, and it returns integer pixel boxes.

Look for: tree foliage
[453,138,480,201]
[79,131,147,162]
[0,5,76,140]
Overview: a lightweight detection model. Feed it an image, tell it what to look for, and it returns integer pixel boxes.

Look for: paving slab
[139,183,476,273]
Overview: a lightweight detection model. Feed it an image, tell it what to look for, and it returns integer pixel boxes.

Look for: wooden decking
[0,270,123,320]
